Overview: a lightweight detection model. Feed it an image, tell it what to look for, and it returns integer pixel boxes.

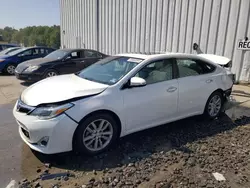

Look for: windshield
[8,48,26,56]
[77,56,143,85]
[45,50,68,59]
[0,47,20,55]
[0,48,11,55]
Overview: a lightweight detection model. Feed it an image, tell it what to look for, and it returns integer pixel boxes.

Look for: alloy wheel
[46,72,57,77]
[208,95,222,117]
[7,65,16,75]
[82,119,113,152]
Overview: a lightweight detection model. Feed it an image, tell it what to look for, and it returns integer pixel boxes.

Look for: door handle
[80,60,85,63]
[206,79,213,83]
[167,86,177,93]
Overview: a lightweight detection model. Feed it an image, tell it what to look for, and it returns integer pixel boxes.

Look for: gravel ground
[16,114,250,188]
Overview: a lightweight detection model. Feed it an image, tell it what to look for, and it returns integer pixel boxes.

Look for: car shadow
[20,82,35,87]
[31,107,250,173]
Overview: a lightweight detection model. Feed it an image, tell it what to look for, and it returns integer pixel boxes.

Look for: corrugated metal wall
[60,0,250,82]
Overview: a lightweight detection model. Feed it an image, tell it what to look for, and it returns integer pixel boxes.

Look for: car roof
[116,52,200,60]
[59,48,101,52]
[24,46,54,50]
[115,52,230,67]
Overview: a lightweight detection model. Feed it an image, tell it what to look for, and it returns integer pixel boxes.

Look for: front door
[17,49,37,63]
[122,59,179,133]
[59,51,83,74]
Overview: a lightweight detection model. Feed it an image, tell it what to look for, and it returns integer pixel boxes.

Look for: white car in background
[13,53,234,155]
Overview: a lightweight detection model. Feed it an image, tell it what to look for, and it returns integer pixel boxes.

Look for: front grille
[16,99,35,114]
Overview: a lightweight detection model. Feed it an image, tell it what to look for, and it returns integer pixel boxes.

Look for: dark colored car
[0,46,55,75]
[0,43,19,52]
[15,48,107,82]
[0,47,22,56]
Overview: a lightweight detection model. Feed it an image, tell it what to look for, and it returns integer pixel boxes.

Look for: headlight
[24,65,40,72]
[30,103,74,119]
[0,59,5,63]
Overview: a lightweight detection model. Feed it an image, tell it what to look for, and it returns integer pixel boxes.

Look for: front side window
[135,59,173,84]
[21,49,32,56]
[69,51,80,59]
[77,56,142,85]
[177,59,215,78]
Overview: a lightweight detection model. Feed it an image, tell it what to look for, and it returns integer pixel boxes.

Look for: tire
[74,113,119,155]
[203,91,223,119]
[44,69,58,78]
[4,64,16,75]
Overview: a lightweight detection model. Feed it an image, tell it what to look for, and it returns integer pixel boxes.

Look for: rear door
[175,58,218,118]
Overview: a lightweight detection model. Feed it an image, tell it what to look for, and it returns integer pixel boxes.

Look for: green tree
[0,25,61,48]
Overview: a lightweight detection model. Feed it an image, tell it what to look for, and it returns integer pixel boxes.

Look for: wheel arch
[43,68,59,77]
[203,88,224,113]
[3,62,17,74]
[72,109,122,149]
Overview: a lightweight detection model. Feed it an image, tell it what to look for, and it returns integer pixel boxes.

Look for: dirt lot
[1,75,250,188]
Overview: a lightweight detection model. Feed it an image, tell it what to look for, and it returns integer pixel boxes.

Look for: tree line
[0,25,60,48]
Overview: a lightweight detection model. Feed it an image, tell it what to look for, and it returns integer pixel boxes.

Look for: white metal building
[60,0,250,82]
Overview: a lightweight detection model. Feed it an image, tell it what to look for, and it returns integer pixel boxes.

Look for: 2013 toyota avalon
[13,53,234,155]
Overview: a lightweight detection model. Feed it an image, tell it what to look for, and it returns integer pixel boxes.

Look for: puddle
[225,96,250,120]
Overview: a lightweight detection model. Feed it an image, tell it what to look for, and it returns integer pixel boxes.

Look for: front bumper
[13,102,78,154]
[15,71,42,82]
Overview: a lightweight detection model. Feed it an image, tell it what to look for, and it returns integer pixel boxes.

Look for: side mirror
[64,56,71,61]
[129,77,146,87]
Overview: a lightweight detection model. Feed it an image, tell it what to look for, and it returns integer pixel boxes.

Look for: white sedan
[13,53,234,155]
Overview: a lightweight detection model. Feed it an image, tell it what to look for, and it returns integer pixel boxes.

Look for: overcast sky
[0,0,60,29]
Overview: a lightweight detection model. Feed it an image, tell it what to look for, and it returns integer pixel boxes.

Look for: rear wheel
[204,91,223,119]
[5,64,16,75]
[74,113,119,155]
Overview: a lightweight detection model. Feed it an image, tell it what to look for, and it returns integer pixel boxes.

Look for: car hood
[21,74,109,106]
[21,58,57,66]
[16,58,58,72]
[0,55,10,59]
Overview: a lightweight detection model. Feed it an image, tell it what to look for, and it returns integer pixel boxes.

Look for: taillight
[224,61,232,68]
[228,73,235,83]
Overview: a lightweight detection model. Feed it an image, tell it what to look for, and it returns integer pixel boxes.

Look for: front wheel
[44,69,58,78]
[74,113,119,155]
[204,91,223,119]
[5,64,16,75]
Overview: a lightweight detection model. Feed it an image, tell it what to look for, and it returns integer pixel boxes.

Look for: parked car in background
[15,48,107,82]
[13,52,234,155]
[0,43,20,52]
[0,46,55,75]
[0,47,22,56]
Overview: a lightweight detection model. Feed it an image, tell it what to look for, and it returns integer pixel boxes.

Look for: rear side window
[176,59,215,78]
[84,50,101,58]
[40,48,50,55]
